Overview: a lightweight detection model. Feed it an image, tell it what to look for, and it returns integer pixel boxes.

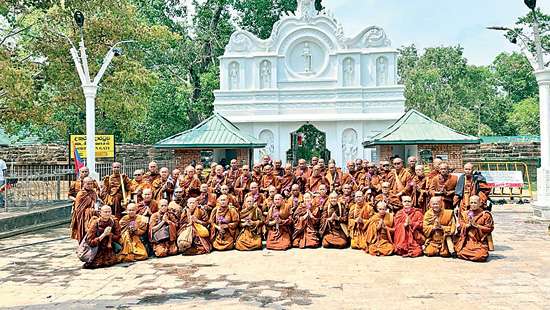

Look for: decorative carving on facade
[259,129,275,158]
[342,129,358,164]
[343,58,354,87]
[260,60,272,89]
[229,62,240,90]
[376,56,388,86]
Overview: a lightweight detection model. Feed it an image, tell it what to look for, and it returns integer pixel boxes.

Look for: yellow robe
[118,214,148,262]
[423,209,456,257]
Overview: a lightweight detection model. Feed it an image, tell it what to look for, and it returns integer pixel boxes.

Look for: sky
[323,0,550,65]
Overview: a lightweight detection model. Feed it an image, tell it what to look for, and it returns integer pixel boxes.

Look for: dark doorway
[286,124,330,165]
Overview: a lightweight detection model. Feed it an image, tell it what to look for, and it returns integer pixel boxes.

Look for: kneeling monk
[149,199,178,257]
[423,197,456,257]
[235,195,264,251]
[366,202,394,256]
[455,195,494,262]
[292,193,321,248]
[209,195,240,251]
[265,194,293,250]
[84,205,121,269]
[177,198,211,255]
[118,203,148,262]
[320,192,349,248]
[394,196,424,257]
[348,191,374,250]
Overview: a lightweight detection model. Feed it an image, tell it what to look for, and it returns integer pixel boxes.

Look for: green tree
[232,0,296,40]
[492,52,538,103]
[508,97,540,135]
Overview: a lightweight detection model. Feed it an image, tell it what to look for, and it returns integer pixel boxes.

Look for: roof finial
[296,0,316,19]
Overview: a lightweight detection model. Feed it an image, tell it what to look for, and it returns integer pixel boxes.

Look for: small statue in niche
[343,58,354,87]
[302,42,313,73]
[260,61,271,89]
[229,62,239,90]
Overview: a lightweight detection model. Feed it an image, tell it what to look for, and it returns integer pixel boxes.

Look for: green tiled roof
[480,135,539,143]
[363,109,480,147]
[155,113,267,149]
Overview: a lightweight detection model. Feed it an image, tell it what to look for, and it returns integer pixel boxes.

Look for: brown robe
[455,210,494,262]
[265,204,293,251]
[234,174,252,203]
[136,199,158,217]
[325,170,343,193]
[429,174,459,209]
[196,192,217,215]
[365,213,394,256]
[320,202,349,248]
[235,204,264,251]
[423,209,456,257]
[179,175,201,199]
[410,175,429,212]
[85,217,121,269]
[306,175,327,193]
[100,174,132,219]
[244,191,265,209]
[278,174,296,197]
[70,188,98,242]
[393,207,424,257]
[292,202,321,248]
[68,179,99,200]
[224,168,242,191]
[152,177,174,202]
[209,205,239,251]
[149,211,178,257]
[286,194,304,213]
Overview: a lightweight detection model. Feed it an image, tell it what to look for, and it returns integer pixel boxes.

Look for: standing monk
[348,191,374,250]
[118,203,148,263]
[144,161,160,184]
[454,163,491,213]
[278,164,297,198]
[152,167,173,202]
[179,166,201,201]
[410,165,429,212]
[325,162,343,193]
[394,196,424,257]
[135,188,158,217]
[100,162,131,219]
[244,182,265,208]
[209,195,240,251]
[259,165,278,195]
[129,169,146,203]
[429,163,458,210]
[235,195,264,251]
[251,164,263,185]
[265,194,293,251]
[286,184,304,213]
[366,202,395,256]
[389,157,413,199]
[292,193,321,248]
[149,199,178,257]
[84,206,121,269]
[455,196,494,262]
[68,167,99,202]
[234,165,252,204]
[220,185,240,210]
[224,159,241,192]
[320,193,349,249]
[70,177,98,242]
[306,165,327,194]
[423,197,456,257]
[208,165,227,196]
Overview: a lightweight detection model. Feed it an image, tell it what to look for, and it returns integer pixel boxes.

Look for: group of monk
[69,155,495,269]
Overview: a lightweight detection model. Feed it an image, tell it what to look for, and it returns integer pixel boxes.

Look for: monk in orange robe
[70,177,98,243]
[235,195,264,251]
[136,188,158,217]
[388,158,412,198]
[129,169,146,202]
[220,185,240,210]
[394,195,424,257]
[320,193,349,248]
[100,162,132,219]
[251,164,263,186]
[426,158,443,188]
[363,163,382,200]
[313,184,329,211]
[118,203,148,263]
[455,195,494,262]
[454,163,491,213]
[278,164,298,197]
[338,184,354,210]
[348,191,374,250]
[374,182,402,213]
[265,194,293,251]
[286,184,304,214]
[152,167,174,202]
[144,161,160,184]
[68,167,99,202]
[325,163,343,193]
[224,159,242,192]
[234,165,252,204]
[149,199,178,257]
[260,165,278,194]
[292,193,320,248]
[197,184,217,215]
[177,198,211,255]
[244,182,265,209]
[306,165,327,194]
[366,201,395,256]
[341,161,358,192]
[429,163,458,210]
[84,206,121,269]
[423,197,456,257]
[179,165,201,200]
[208,165,227,196]
[209,195,240,251]
[410,165,429,212]
[262,186,277,217]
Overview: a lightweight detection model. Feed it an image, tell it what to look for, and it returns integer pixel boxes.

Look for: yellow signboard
[70,135,115,159]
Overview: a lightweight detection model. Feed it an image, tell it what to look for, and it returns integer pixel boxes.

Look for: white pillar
[534,69,550,219]
[83,84,99,181]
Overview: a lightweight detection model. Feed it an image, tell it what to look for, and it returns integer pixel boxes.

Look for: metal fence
[2,159,179,210]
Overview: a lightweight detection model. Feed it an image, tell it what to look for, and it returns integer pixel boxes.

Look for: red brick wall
[418,144,464,171]
[175,149,202,169]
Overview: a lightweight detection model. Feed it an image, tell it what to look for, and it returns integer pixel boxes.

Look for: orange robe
[70,188,98,242]
[85,217,121,269]
[179,175,201,199]
[365,213,394,256]
[196,192,217,215]
[454,175,491,213]
[260,174,278,193]
[209,206,239,251]
[136,199,158,217]
[423,209,456,257]
[325,170,343,193]
[118,214,148,262]
[178,207,211,255]
[429,174,458,209]
[278,174,297,197]
[389,169,413,196]
[235,204,264,251]
[348,202,374,250]
[286,194,304,213]
[149,211,178,257]
[374,193,402,213]
[265,204,293,251]
[244,191,265,209]
[455,210,494,262]
[100,174,132,218]
[306,175,326,193]
[292,202,321,248]
[394,207,424,257]
[224,168,241,191]
[68,179,99,199]
[234,174,252,203]
[152,178,173,202]
[410,175,429,212]
[320,202,349,248]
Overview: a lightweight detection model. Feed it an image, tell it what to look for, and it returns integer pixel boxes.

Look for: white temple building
[213,0,405,166]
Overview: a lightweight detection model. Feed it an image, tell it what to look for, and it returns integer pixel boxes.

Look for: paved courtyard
[0,205,548,310]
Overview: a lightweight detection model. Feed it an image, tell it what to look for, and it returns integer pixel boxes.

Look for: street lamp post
[66,11,133,180]
[489,0,550,219]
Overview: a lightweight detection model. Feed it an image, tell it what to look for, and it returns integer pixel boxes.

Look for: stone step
[0,203,71,239]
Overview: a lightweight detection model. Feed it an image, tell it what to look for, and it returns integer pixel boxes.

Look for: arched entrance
[286,124,331,165]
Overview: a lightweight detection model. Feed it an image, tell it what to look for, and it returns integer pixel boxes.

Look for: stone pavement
[0,205,548,310]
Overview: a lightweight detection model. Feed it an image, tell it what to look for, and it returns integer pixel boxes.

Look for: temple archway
[286,124,330,165]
